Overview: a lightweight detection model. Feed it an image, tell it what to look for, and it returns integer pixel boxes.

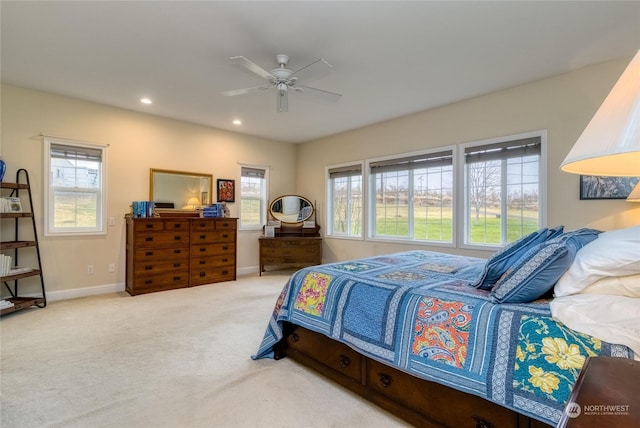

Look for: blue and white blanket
[253,250,633,426]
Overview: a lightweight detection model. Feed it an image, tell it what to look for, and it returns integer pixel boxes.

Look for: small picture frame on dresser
[265,225,275,238]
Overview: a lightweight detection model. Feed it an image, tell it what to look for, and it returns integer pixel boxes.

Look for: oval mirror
[269,195,314,224]
[150,168,213,210]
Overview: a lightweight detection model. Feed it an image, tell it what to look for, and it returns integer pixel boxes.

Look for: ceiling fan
[221,54,342,112]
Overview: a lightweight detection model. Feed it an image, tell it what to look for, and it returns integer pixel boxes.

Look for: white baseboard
[39,268,261,303]
[46,282,126,302]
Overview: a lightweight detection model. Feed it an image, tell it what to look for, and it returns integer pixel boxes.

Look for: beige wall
[297,57,640,263]
[1,85,297,299]
[2,57,639,300]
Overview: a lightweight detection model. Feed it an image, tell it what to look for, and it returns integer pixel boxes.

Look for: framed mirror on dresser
[259,195,322,275]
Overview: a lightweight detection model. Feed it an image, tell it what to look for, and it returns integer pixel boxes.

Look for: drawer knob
[200,248,206,252]
[174,249,181,254]
[173,276,181,281]
[199,260,205,265]
[221,270,228,275]
[339,355,351,368]
[173,263,180,268]
[222,258,228,263]
[378,373,392,388]
[222,246,229,250]
[145,251,153,256]
[145,237,153,242]
[173,224,182,229]
[291,332,300,343]
[174,236,181,241]
[144,265,152,270]
[145,223,153,229]
[222,234,229,238]
[144,280,152,285]
[199,272,206,277]
[200,234,206,239]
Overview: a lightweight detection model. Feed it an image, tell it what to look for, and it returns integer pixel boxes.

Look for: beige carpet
[1,272,409,428]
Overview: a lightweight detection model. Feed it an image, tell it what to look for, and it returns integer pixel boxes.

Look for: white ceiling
[2,1,639,143]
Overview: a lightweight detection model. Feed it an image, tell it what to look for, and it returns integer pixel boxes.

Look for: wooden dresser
[126,216,237,295]
[259,236,322,275]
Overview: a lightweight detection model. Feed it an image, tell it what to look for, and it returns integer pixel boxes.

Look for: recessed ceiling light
[233,119,242,125]
[140,97,152,105]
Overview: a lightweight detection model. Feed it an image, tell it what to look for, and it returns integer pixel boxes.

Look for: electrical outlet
[87,265,94,275]
[108,263,115,273]
[108,217,116,226]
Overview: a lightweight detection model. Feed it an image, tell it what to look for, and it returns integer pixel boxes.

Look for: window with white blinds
[44,138,107,235]
[368,149,454,243]
[463,134,544,246]
[240,165,268,229]
[327,163,363,238]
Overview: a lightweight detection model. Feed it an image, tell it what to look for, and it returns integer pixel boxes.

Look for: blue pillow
[490,228,600,303]
[472,227,563,290]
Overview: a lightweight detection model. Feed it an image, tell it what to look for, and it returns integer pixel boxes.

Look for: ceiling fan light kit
[222,54,341,113]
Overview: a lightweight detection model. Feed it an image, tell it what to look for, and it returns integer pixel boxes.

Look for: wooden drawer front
[134,258,189,275]
[261,239,319,249]
[133,271,189,291]
[190,266,235,285]
[366,359,518,428]
[135,231,189,247]
[215,220,237,230]
[191,219,215,232]
[134,220,189,232]
[261,246,320,258]
[191,242,235,257]
[190,230,235,244]
[135,247,189,261]
[192,254,235,269]
[286,327,362,382]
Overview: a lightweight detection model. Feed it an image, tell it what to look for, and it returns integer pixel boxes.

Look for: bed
[253,226,640,427]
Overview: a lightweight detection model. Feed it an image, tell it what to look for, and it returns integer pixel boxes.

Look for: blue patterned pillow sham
[472,226,564,290]
[490,228,600,303]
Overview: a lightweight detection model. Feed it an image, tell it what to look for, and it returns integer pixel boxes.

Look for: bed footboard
[277,323,552,428]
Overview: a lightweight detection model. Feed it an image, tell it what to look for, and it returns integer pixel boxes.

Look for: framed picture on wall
[579,175,640,200]
[217,179,235,202]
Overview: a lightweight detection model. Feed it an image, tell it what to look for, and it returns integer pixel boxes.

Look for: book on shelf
[1,197,22,213]
[0,300,15,309]
[9,266,33,275]
[0,254,12,276]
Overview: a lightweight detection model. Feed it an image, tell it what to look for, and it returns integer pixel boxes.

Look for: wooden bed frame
[274,322,553,428]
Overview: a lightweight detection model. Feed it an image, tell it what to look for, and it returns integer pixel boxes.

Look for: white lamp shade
[560,50,640,176]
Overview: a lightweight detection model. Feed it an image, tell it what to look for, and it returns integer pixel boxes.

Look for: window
[44,138,107,236]
[462,133,544,246]
[239,165,268,229]
[326,163,363,238]
[368,148,454,243]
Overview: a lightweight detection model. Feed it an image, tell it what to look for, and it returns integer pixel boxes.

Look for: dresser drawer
[215,219,237,230]
[134,231,189,247]
[190,230,236,244]
[286,326,362,383]
[191,254,235,269]
[261,246,320,258]
[131,271,190,292]
[134,219,189,232]
[191,242,235,257]
[260,238,320,248]
[134,247,189,261]
[191,219,216,232]
[134,258,189,275]
[190,265,235,285]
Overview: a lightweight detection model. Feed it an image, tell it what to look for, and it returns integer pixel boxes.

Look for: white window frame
[238,164,269,231]
[458,130,547,250]
[366,146,456,247]
[44,137,107,236]
[325,161,364,240]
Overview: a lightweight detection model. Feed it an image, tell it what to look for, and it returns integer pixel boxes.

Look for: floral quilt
[253,250,633,426]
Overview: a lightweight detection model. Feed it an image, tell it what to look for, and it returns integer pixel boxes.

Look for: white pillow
[580,274,640,297]
[550,294,640,360]
[554,225,640,297]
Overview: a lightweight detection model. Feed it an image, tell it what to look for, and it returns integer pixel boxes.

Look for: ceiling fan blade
[220,84,272,97]
[297,85,342,101]
[229,56,273,80]
[278,90,288,113]
[290,58,334,82]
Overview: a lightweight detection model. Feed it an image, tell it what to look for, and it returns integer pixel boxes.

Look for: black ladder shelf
[1,168,47,316]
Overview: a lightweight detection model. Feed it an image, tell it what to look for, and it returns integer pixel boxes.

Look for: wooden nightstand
[557,356,640,428]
